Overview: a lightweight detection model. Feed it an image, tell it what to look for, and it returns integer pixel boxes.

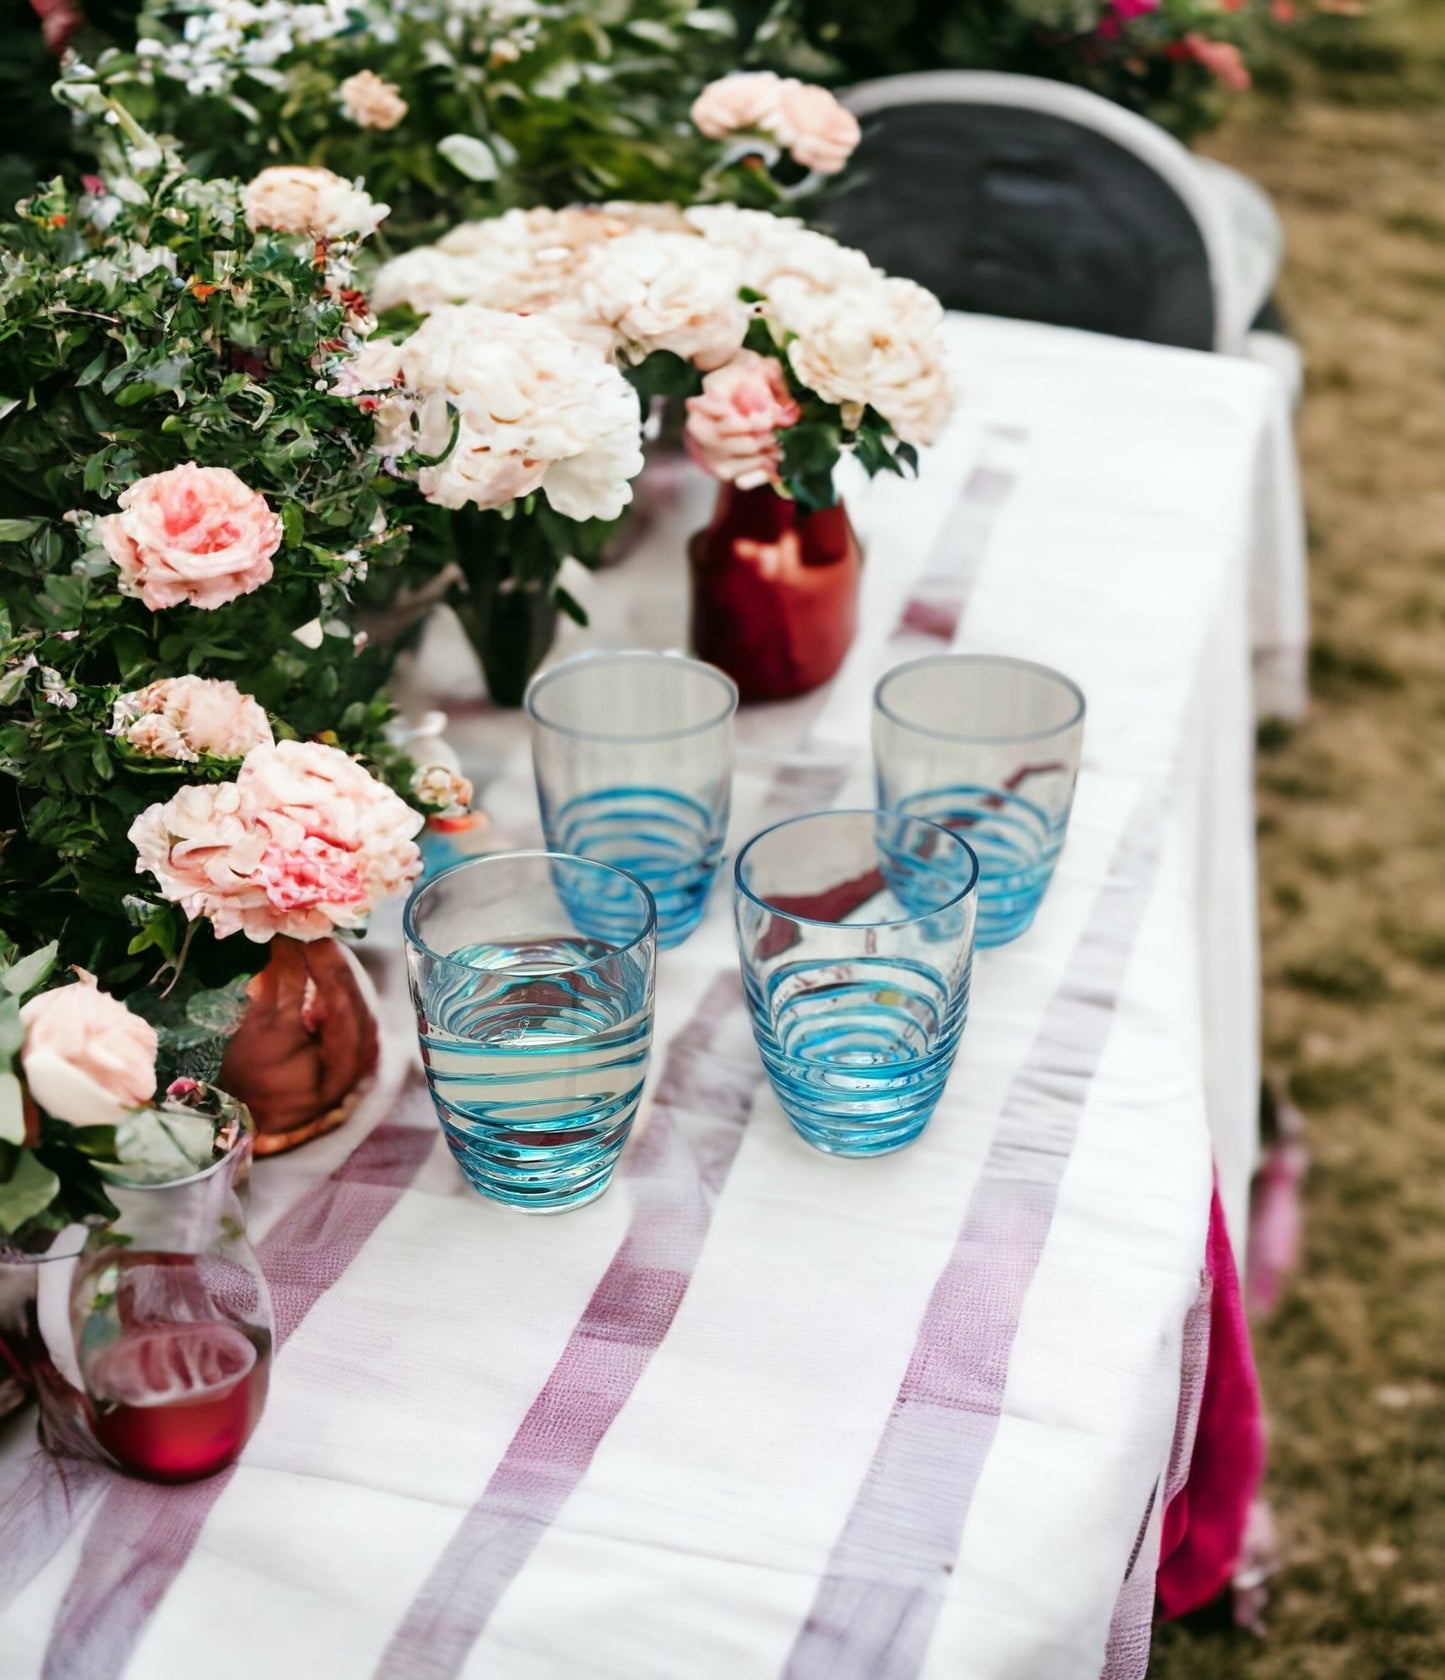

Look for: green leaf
[0,997,23,1061]
[437,134,500,182]
[553,584,589,628]
[0,1150,60,1235]
[2,941,58,998]
[0,518,43,543]
[0,1072,24,1147]
[281,501,305,549]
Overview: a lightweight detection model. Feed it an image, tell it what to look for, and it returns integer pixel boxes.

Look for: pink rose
[772,81,862,175]
[111,676,274,764]
[129,740,424,943]
[1110,0,1160,18]
[99,464,282,612]
[690,71,785,140]
[684,351,802,490]
[1185,33,1252,91]
[20,971,158,1128]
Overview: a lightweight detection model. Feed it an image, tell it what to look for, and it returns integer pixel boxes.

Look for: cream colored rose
[690,71,785,140]
[372,207,636,326]
[683,206,877,316]
[772,80,862,174]
[356,306,644,522]
[98,464,282,612]
[339,69,408,132]
[785,277,951,446]
[20,971,158,1128]
[242,165,388,241]
[575,229,750,371]
[111,676,274,764]
[129,741,423,943]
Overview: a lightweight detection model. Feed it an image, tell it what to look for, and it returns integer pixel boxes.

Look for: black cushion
[820,102,1216,352]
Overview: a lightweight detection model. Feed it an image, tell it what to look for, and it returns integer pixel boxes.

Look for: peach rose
[129,740,424,943]
[338,70,408,132]
[1185,34,1252,91]
[111,676,274,764]
[98,464,282,612]
[690,71,785,140]
[20,971,158,1129]
[684,351,802,490]
[772,81,862,175]
[241,166,388,241]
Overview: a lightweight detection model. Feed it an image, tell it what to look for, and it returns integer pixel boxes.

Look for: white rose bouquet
[371,204,950,515]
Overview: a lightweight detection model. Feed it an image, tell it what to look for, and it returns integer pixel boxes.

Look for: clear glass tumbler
[734,809,978,1156]
[873,654,1086,948]
[527,651,737,949]
[405,852,657,1212]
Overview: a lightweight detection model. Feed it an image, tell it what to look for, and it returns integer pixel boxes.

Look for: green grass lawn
[1150,6,1445,1675]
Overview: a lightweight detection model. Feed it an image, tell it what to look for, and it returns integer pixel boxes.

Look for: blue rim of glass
[873,653,1086,746]
[404,850,659,974]
[525,649,739,746]
[733,808,981,930]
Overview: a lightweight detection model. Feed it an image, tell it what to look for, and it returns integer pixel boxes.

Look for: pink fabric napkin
[1156,1184,1266,1618]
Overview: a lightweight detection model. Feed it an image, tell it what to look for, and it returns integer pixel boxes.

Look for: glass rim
[873,653,1087,745]
[733,808,980,930]
[403,849,658,974]
[97,1104,255,1194]
[525,649,739,745]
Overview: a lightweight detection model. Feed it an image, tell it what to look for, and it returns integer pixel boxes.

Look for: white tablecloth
[0,315,1282,1680]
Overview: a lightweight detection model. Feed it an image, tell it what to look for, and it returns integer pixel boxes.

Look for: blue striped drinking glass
[734,810,978,1156]
[873,655,1085,948]
[527,651,737,949]
[405,853,656,1212]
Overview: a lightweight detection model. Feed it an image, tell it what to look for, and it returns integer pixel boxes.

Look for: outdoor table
[0,314,1292,1679]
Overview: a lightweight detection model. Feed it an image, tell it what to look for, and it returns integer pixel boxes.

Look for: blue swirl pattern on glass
[744,954,971,1154]
[418,937,653,1211]
[873,655,1085,950]
[545,785,723,947]
[735,810,978,1157]
[405,853,657,1213]
[895,783,1065,947]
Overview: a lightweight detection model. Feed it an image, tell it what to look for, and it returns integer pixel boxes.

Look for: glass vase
[688,483,862,704]
[67,1098,273,1483]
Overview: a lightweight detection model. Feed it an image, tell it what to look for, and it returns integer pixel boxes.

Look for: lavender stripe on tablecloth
[0,1449,108,1616]
[37,1085,437,1680]
[783,791,1166,1680]
[894,425,1027,650]
[373,974,764,1680]
[1099,1484,1163,1680]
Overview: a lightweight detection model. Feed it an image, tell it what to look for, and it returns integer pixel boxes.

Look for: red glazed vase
[689,484,862,704]
[219,936,379,1156]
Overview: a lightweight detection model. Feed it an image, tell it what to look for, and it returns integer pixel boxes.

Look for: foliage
[741,0,1309,142]
[0,125,418,1001]
[66,0,771,244]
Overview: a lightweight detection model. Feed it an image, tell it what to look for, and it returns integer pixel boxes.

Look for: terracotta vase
[689,483,862,704]
[219,937,379,1155]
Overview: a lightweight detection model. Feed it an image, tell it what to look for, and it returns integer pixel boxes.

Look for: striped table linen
[0,315,1275,1680]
